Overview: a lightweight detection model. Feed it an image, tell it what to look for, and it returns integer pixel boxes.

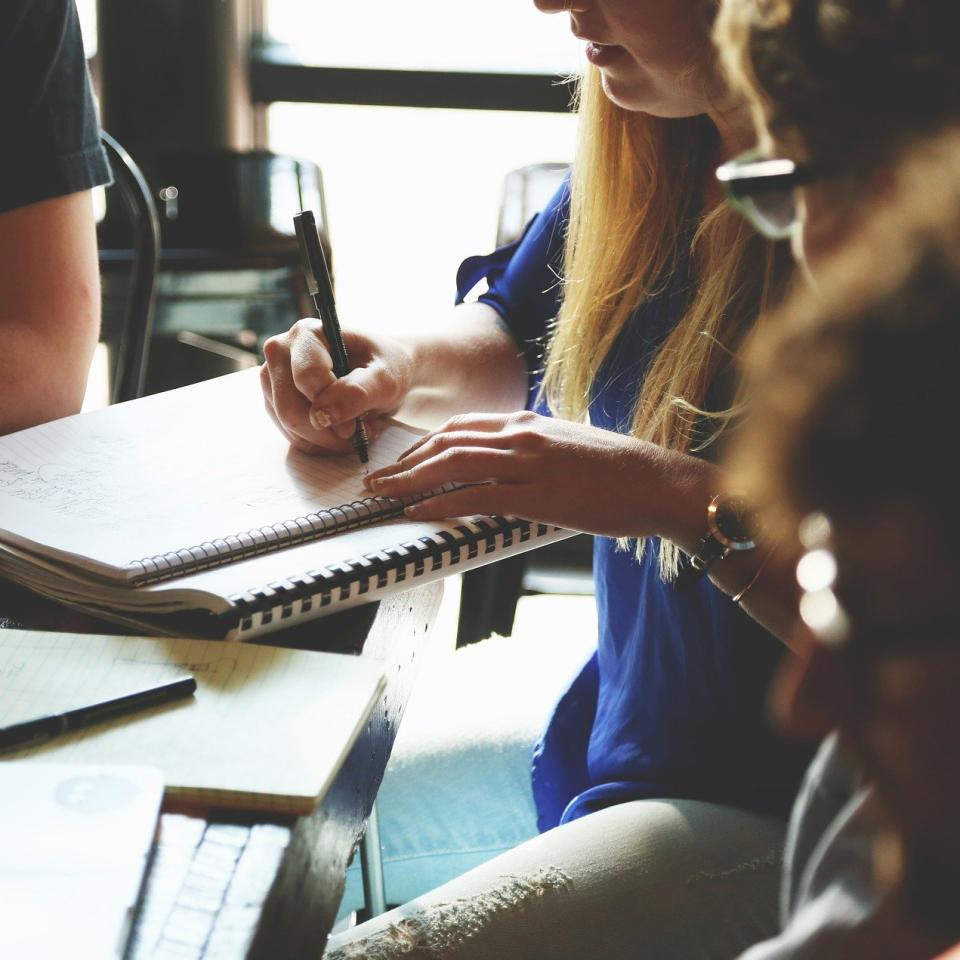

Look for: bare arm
[0,192,101,434]
[394,303,530,427]
[365,412,800,647]
[261,290,801,645]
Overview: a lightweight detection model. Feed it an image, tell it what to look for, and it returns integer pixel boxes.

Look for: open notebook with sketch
[0,369,572,639]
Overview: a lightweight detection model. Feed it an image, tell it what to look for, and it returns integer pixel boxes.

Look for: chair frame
[100,131,161,404]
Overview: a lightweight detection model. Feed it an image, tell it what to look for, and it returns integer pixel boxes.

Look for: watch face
[708,495,759,550]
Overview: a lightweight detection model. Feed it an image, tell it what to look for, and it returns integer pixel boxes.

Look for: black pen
[0,675,197,754]
[294,209,370,465]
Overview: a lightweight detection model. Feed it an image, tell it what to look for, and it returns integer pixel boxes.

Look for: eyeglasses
[715,149,822,241]
[795,512,955,663]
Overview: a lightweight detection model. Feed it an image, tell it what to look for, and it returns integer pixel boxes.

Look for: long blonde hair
[542,67,784,579]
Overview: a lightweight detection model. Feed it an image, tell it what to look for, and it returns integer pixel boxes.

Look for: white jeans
[326,798,786,960]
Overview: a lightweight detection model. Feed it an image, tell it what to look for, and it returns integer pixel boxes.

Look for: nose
[770,631,854,741]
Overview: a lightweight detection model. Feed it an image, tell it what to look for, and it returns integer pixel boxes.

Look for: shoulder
[1,0,79,62]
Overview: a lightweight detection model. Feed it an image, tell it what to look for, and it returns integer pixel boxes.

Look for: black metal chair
[98,131,161,404]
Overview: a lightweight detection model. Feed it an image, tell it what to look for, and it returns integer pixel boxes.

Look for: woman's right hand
[260,319,415,454]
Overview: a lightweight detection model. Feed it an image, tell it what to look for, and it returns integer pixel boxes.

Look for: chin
[599,72,701,118]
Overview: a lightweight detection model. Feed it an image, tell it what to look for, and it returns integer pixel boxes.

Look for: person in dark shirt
[728,133,960,958]
[0,0,111,434]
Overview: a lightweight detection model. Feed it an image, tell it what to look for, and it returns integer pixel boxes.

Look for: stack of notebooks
[0,369,572,640]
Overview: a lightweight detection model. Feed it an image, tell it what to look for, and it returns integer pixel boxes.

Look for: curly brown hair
[727,130,960,541]
[716,0,960,169]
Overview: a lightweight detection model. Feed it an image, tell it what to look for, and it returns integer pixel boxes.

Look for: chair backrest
[99,132,161,404]
[496,162,569,247]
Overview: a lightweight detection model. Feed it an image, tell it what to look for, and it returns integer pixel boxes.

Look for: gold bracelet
[731,544,777,605]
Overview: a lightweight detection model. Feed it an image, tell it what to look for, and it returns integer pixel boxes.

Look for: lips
[584,41,626,67]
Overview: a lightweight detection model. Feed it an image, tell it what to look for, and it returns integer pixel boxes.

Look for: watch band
[677,493,759,587]
[687,533,729,574]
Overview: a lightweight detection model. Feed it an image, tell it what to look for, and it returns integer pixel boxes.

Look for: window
[264,2,580,329]
[76,0,97,58]
[265,1,580,75]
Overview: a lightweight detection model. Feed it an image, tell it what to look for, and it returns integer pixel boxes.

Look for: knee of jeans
[324,866,574,960]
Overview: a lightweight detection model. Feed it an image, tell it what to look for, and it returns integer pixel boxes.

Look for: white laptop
[0,763,163,959]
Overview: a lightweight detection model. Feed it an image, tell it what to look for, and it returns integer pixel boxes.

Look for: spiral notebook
[0,369,572,639]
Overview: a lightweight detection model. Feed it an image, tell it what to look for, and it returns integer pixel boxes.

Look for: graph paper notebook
[0,369,572,639]
[0,629,384,814]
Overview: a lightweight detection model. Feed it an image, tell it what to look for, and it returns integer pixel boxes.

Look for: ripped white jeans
[325,798,786,960]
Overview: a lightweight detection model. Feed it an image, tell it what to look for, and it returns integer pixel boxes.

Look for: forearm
[0,310,98,433]
[396,302,530,428]
[0,193,101,434]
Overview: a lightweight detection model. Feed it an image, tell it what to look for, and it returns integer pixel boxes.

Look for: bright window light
[268,102,577,332]
[76,0,97,58]
[265,0,581,75]
[267,1,581,333]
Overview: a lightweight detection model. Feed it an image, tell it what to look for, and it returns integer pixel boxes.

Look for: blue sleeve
[455,175,570,385]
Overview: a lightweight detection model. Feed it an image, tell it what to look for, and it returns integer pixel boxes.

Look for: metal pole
[359,801,389,919]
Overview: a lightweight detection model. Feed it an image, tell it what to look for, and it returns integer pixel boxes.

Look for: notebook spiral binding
[123,494,434,585]
[225,515,554,635]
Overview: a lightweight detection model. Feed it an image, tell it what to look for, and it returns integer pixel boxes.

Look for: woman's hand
[364,411,715,540]
[260,319,415,454]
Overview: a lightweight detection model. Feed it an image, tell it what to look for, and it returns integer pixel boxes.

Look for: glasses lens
[737,190,798,240]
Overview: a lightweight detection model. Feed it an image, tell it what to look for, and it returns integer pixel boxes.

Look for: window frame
[250,43,575,113]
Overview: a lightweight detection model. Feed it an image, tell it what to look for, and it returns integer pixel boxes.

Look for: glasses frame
[716,149,823,240]
[797,535,956,665]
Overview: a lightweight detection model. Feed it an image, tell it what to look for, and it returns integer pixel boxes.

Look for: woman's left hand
[364,411,714,541]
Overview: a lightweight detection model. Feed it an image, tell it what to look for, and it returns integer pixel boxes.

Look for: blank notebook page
[0,628,385,813]
[0,368,421,577]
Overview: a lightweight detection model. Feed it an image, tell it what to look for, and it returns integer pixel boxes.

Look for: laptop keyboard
[129,814,292,959]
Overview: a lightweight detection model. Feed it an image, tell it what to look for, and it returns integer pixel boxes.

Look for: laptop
[0,763,163,959]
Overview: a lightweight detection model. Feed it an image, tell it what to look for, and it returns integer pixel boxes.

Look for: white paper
[0,369,421,579]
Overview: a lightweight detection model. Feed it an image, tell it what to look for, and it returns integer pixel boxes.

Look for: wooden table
[0,576,445,958]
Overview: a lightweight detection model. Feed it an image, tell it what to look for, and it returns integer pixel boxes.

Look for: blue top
[457,178,807,832]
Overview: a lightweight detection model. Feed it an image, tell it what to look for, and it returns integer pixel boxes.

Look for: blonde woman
[263,1,807,956]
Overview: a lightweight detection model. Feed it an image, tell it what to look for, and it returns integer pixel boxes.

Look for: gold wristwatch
[685,493,760,578]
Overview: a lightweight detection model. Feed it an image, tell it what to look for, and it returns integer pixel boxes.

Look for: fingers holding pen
[262,322,342,447]
[261,365,327,454]
[309,369,377,440]
[308,340,414,439]
[287,319,337,401]
[260,314,418,454]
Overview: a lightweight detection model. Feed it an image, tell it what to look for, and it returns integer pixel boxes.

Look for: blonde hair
[542,67,784,578]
